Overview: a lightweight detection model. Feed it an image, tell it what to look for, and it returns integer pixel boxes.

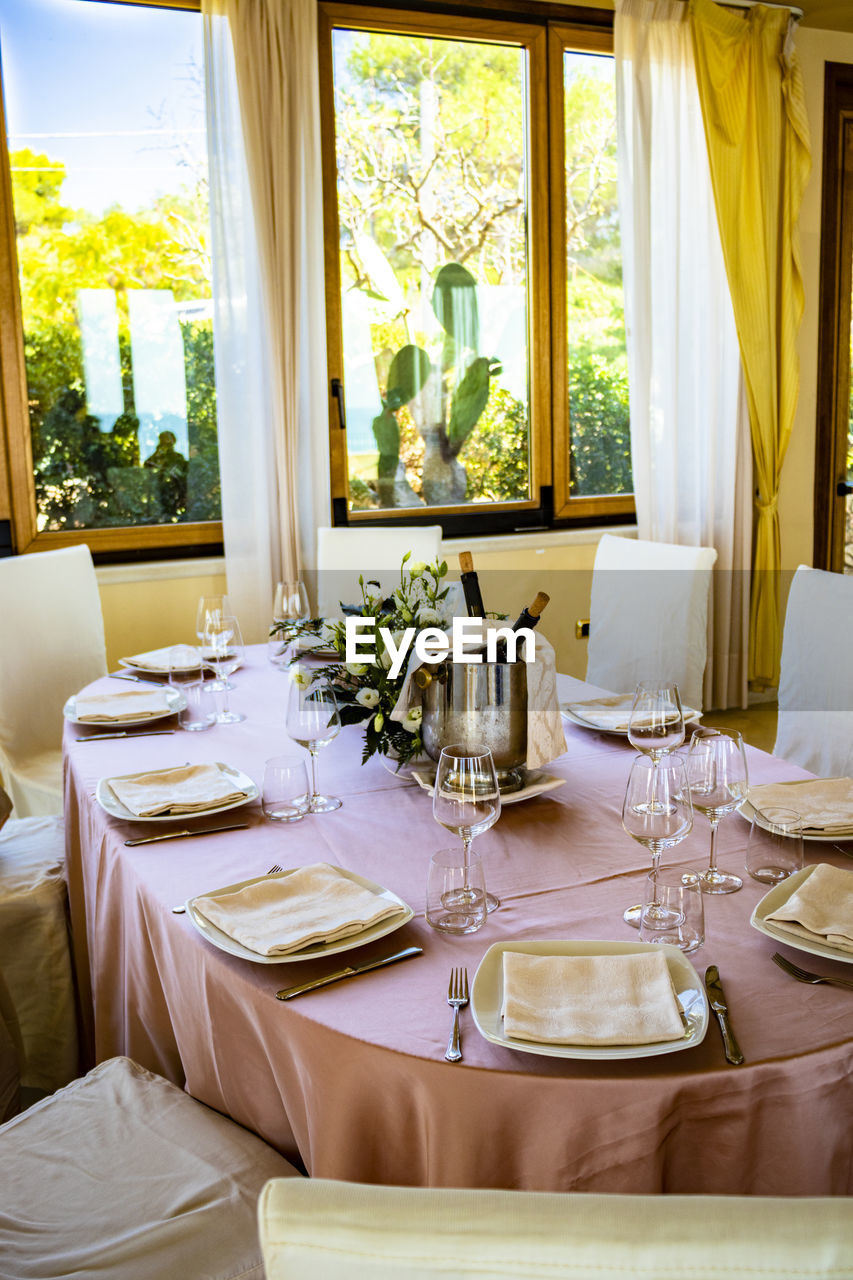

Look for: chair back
[774,565,853,775]
[258,1177,853,1280]
[586,533,717,711]
[316,525,443,616]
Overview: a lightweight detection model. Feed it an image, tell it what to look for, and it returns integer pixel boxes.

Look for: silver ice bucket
[418,659,528,791]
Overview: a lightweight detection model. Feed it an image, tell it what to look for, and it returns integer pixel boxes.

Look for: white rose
[346,662,369,677]
[402,706,422,732]
[408,561,427,579]
[356,687,379,708]
[417,607,442,627]
[289,663,310,688]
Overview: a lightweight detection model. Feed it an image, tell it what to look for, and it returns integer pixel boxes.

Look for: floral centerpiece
[277,554,451,766]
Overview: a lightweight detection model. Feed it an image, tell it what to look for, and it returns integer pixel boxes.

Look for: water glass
[262,754,310,823]
[426,847,487,935]
[639,868,705,954]
[745,807,804,884]
[178,680,216,732]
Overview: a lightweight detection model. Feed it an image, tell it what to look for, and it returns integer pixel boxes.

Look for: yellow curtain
[689,0,810,685]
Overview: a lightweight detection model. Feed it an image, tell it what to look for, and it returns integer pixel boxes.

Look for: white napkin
[193,863,406,956]
[108,762,247,817]
[749,778,853,835]
[501,950,685,1046]
[75,689,172,722]
[391,628,567,769]
[563,694,699,733]
[765,863,853,953]
[121,644,201,673]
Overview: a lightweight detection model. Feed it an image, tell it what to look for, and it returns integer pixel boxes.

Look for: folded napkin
[748,777,853,834]
[501,950,684,1046]
[75,689,172,723]
[122,644,201,673]
[765,863,853,954]
[563,694,699,733]
[193,862,405,956]
[108,762,247,817]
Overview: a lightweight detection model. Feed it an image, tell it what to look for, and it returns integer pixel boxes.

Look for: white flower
[402,706,422,732]
[379,647,393,670]
[289,663,310,688]
[408,561,427,578]
[356,687,379,708]
[417,607,442,627]
[346,662,369,677]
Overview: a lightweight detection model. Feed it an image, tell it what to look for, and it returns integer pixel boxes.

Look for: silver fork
[444,967,469,1062]
[772,952,853,991]
[172,863,282,914]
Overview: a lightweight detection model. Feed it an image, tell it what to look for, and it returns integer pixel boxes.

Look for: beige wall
[96,562,227,671]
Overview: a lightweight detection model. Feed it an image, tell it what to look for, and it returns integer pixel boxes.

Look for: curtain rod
[719,0,804,20]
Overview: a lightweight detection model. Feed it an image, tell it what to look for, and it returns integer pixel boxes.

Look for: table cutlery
[771,952,853,991]
[444,966,469,1063]
[704,965,744,1065]
[127,821,249,848]
[275,945,423,999]
[76,729,176,742]
[108,673,164,685]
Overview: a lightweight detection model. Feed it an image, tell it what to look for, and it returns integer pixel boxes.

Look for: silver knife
[704,965,745,1065]
[76,729,176,742]
[275,946,423,1000]
[125,822,249,846]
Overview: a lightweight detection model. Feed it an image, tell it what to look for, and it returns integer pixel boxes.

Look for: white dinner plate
[95,762,259,824]
[471,939,708,1061]
[118,650,244,675]
[560,704,701,736]
[738,796,853,844]
[750,864,853,966]
[64,686,185,728]
[185,867,414,965]
[410,767,565,805]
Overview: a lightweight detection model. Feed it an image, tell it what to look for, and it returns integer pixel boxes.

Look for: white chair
[0,1056,302,1280]
[774,565,853,776]
[586,533,718,712]
[258,1177,853,1280]
[0,545,107,816]
[316,525,443,617]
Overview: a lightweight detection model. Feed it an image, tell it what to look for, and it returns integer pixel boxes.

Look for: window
[319,5,632,532]
[0,0,221,556]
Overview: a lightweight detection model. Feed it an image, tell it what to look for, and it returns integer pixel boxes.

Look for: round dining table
[63,648,853,1194]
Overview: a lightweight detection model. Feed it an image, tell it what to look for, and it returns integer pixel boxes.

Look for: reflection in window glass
[1,0,220,531]
[331,30,531,512]
[564,50,631,498]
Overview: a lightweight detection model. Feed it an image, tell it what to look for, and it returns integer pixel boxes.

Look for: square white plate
[64,686,185,727]
[750,863,853,965]
[739,796,853,844]
[185,867,413,965]
[471,939,708,1060]
[411,767,565,805]
[96,762,258,824]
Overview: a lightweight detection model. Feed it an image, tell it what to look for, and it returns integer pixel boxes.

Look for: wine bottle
[493,592,550,662]
[458,551,486,618]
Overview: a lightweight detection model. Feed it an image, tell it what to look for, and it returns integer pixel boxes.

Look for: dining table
[62,647,853,1195]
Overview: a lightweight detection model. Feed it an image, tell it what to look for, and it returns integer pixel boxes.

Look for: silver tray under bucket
[420,659,527,792]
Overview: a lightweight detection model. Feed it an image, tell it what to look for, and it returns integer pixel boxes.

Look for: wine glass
[202,614,245,724]
[621,752,694,926]
[685,727,749,894]
[285,675,342,813]
[269,580,310,667]
[432,744,501,913]
[627,682,686,780]
[196,594,231,643]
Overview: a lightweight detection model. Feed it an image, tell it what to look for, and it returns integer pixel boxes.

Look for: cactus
[371,263,501,507]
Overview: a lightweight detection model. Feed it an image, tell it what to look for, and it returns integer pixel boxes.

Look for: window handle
[837,480,853,497]
[331,378,346,431]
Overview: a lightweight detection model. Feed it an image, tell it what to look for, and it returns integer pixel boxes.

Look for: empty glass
[621,752,693,926]
[426,847,487,935]
[262,754,310,823]
[203,614,245,724]
[685,727,749,893]
[178,680,216,732]
[745,806,804,884]
[627,682,686,764]
[285,675,342,812]
[269,580,310,667]
[639,868,705,954]
[432,744,501,913]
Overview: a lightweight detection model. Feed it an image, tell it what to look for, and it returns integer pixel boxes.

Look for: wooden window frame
[0,0,223,559]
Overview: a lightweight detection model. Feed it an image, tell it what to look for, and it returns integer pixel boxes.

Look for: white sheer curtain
[615,0,751,709]
[203,0,329,642]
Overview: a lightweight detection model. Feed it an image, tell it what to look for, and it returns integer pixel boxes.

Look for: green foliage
[569,352,632,497]
[459,387,529,502]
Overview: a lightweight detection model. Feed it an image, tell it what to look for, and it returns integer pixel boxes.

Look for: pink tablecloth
[63,650,853,1194]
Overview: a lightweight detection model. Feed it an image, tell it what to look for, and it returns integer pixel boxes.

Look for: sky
[0,0,206,215]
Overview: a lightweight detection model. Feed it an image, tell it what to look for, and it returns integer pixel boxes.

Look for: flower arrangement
[280,554,451,766]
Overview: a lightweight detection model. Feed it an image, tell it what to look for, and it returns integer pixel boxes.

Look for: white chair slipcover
[316,524,443,617]
[0,814,77,1094]
[0,545,107,815]
[774,565,853,776]
[0,968,22,1123]
[258,1178,853,1280]
[0,1056,302,1280]
[586,533,718,712]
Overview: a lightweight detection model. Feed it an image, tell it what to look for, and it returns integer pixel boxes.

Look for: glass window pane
[564,50,631,499]
[1,0,220,532]
[331,29,531,512]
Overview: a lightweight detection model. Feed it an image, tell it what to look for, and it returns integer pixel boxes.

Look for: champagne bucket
[419,659,528,790]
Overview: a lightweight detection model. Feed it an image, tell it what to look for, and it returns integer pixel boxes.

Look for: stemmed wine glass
[684,727,749,894]
[285,675,342,813]
[203,615,245,724]
[432,744,501,914]
[627,683,686,804]
[269,580,310,667]
[197,594,234,689]
[621,752,694,926]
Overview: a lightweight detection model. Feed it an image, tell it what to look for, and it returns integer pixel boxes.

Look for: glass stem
[308,749,319,803]
[708,819,720,874]
[462,836,472,895]
[650,847,661,908]
[219,678,231,718]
